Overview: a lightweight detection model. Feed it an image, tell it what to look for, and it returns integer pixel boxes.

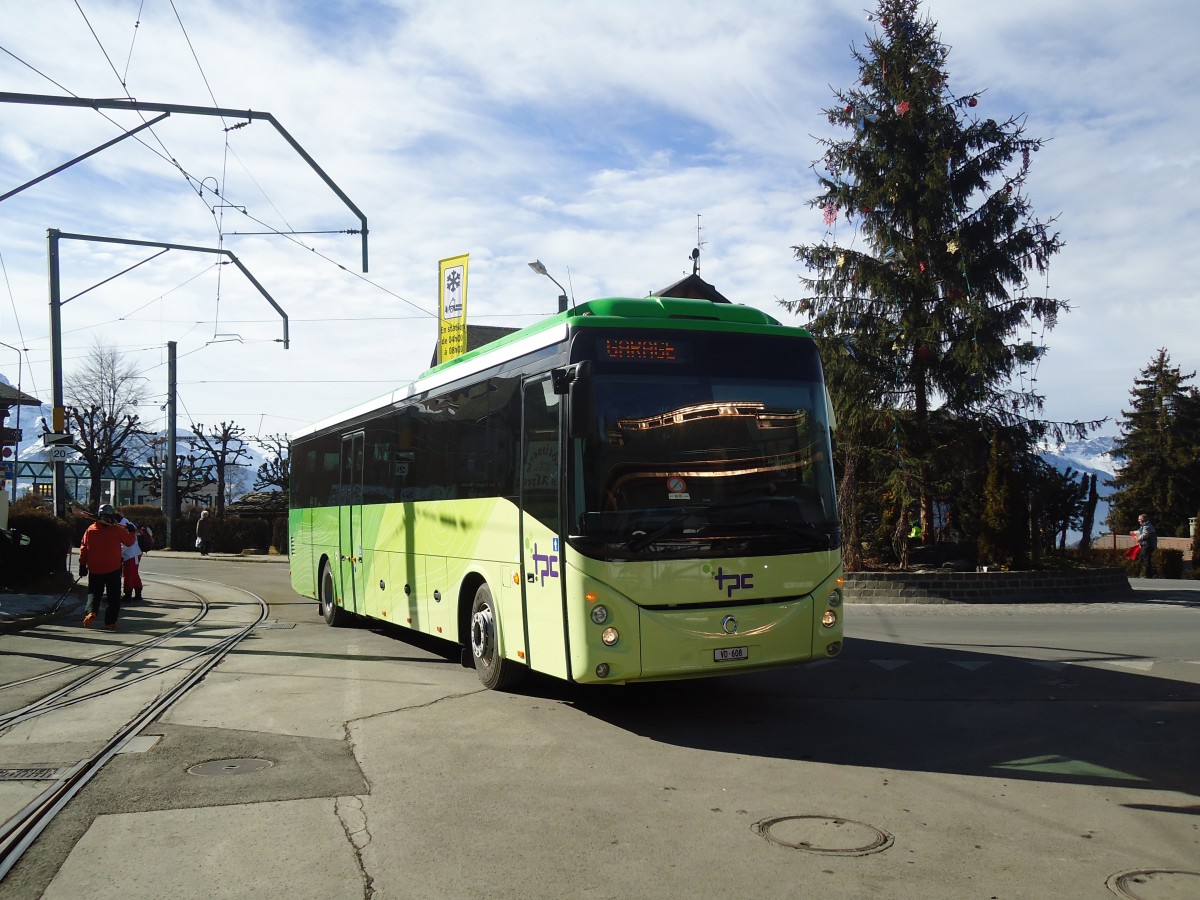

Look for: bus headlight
[821,609,838,628]
[590,605,609,625]
[601,627,620,646]
[827,589,842,608]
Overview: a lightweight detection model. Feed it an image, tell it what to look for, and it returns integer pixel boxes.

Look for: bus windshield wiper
[706,497,834,547]
[626,513,704,552]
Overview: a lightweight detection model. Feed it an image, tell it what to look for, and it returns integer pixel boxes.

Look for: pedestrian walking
[1137,514,1158,578]
[79,504,136,630]
[119,514,144,604]
[196,508,213,556]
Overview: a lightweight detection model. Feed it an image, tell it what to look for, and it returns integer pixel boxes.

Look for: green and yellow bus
[289,295,844,689]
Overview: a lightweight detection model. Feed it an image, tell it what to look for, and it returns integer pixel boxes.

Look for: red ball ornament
[968,97,978,107]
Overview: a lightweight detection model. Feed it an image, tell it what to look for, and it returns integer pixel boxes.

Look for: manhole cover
[753,815,894,856]
[1107,869,1200,899]
[187,758,274,777]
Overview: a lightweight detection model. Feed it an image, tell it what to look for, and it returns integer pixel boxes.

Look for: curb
[0,595,87,633]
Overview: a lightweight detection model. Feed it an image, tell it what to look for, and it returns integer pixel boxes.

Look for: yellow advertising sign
[438,254,469,365]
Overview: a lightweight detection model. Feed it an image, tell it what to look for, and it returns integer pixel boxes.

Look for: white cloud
[1,0,1197,440]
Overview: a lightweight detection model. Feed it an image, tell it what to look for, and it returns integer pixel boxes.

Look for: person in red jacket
[79,504,136,630]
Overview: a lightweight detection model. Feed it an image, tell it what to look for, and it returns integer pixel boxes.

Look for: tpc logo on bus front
[713,566,753,598]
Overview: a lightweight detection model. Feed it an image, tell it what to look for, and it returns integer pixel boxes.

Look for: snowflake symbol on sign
[446,270,461,293]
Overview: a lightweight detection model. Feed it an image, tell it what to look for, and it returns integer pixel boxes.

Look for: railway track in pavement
[0,575,269,880]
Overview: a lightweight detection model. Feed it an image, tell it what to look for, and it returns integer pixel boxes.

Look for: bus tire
[469,583,524,690]
[320,561,351,627]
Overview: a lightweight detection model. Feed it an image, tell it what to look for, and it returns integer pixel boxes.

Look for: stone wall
[843,567,1132,604]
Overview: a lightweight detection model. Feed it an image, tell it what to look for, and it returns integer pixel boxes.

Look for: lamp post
[528,260,569,313]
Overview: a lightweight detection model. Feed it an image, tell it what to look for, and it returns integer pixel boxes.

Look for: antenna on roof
[693,212,706,274]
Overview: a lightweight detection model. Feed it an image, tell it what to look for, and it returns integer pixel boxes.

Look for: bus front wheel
[469,583,523,690]
[320,561,351,627]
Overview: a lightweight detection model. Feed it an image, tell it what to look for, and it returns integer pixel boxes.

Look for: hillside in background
[1038,435,1119,544]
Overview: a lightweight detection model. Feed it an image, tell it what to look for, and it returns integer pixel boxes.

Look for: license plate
[713,646,748,662]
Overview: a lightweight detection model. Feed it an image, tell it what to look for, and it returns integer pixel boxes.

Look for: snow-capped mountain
[1039,435,1118,479]
[1038,434,1119,542]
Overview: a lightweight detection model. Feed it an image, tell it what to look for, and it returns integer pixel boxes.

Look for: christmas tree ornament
[968,96,978,107]
[895,100,911,115]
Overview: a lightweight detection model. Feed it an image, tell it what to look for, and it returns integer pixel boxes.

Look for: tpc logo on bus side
[714,566,753,598]
[531,542,559,587]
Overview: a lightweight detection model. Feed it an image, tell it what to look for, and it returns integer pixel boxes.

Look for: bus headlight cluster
[590,604,609,625]
[827,589,842,608]
[821,609,838,628]
[601,627,620,646]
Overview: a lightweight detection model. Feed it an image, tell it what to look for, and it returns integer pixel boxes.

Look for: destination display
[601,337,685,363]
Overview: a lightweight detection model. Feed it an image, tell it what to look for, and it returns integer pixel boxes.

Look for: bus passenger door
[338,431,365,614]
[520,376,569,680]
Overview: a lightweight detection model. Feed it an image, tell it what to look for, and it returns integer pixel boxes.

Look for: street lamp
[528,260,570,313]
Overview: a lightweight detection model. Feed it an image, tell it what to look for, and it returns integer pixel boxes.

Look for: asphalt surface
[0,551,289,632]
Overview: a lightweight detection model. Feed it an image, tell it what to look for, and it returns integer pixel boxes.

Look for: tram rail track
[0,576,270,881]
[0,587,211,728]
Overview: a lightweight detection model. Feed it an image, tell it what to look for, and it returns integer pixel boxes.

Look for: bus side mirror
[566,362,594,439]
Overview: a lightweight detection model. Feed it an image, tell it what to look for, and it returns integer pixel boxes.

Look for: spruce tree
[978,430,1026,569]
[1109,349,1200,536]
[783,0,1092,549]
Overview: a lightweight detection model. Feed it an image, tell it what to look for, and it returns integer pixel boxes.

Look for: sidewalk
[0,551,288,632]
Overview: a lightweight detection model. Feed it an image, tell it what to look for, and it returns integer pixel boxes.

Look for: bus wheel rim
[471,605,493,662]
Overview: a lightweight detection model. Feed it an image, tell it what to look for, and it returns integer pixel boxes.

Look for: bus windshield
[569,331,839,560]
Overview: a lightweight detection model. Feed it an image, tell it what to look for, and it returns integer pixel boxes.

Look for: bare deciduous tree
[65,341,145,509]
[189,421,251,516]
[252,433,290,492]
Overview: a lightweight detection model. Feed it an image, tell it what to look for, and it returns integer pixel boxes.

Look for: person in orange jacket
[79,503,136,630]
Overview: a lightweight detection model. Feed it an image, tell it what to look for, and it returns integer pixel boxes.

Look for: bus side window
[489,375,520,500]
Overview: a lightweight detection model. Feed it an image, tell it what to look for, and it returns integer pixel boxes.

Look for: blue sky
[1,0,1197,444]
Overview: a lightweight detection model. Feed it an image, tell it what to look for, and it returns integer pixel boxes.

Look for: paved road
[2,558,1197,899]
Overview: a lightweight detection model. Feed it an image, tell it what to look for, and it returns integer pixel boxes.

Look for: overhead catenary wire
[1,37,434,320]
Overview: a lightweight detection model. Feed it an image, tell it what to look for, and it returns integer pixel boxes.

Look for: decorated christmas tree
[783,0,1095,557]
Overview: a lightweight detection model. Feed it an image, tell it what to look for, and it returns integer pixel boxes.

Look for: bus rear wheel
[320,561,351,627]
[469,583,523,690]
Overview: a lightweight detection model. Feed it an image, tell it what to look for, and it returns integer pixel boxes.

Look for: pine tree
[1109,349,1200,536]
[1078,473,1098,551]
[978,430,1027,568]
[782,0,1094,551]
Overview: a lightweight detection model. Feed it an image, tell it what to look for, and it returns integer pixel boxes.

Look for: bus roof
[292,296,813,440]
